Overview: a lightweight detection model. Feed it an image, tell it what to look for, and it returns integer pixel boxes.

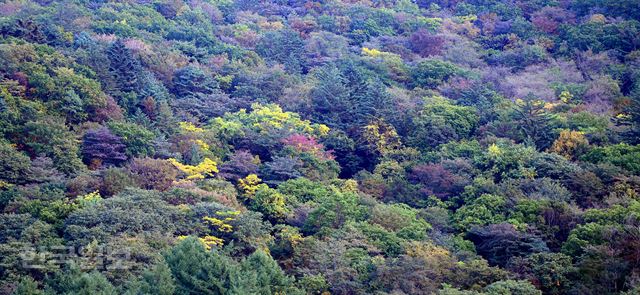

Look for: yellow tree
[548,130,589,160]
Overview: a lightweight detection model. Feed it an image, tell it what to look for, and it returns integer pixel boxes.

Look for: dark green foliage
[467,223,549,266]
[0,141,31,185]
[164,238,300,295]
[511,96,556,150]
[126,259,176,295]
[256,29,306,74]
[1,0,639,294]
[172,66,218,99]
[46,266,117,295]
[107,39,140,95]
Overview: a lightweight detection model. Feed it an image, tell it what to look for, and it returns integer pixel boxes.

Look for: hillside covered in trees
[1,0,640,294]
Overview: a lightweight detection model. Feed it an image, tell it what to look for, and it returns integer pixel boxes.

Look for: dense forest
[1,0,640,294]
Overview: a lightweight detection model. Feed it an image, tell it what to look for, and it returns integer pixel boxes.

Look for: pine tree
[13,276,44,295]
[310,65,350,128]
[46,266,117,295]
[107,39,141,94]
[512,94,555,150]
[241,250,302,295]
[172,66,217,99]
[126,260,176,295]
[164,237,249,295]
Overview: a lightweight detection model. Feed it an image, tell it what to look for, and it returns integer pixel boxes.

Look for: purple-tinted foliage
[218,150,259,181]
[407,29,445,58]
[82,127,127,167]
[410,162,468,200]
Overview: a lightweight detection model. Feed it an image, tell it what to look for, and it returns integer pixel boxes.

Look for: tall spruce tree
[107,39,141,95]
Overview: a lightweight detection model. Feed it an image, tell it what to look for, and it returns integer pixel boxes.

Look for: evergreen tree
[45,266,117,295]
[512,95,555,150]
[126,260,176,295]
[310,65,351,128]
[13,276,44,295]
[241,250,302,295]
[107,39,141,95]
[164,237,248,295]
[172,66,217,99]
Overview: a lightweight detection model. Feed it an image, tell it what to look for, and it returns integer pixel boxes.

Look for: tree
[581,144,640,174]
[164,237,298,295]
[467,223,548,267]
[411,59,463,88]
[618,82,640,144]
[453,194,507,231]
[240,250,301,295]
[511,96,555,150]
[13,276,44,295]
[548,130,589,160]
[82,128,127,168]
[46,267,117,295]
[21,117,85,175]
[107,121,155,158]
[483,280,541,295]
[256,29,306,74]
[129,158,177,191]
[250,185,289,221]
[127,260,176,295]
[408,29,445,57]
[218,150,259,181]
[0,140,31,185]
[310,64,351,128]
[531,7,575,34]
[107,39,140,94]
[164,237,242,295]
[511,253,575,294]
[172,66,217,99]
[409,96,478,150]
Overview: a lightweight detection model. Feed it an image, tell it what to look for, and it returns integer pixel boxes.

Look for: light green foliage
[409,96,479,150]
[251,184,290,221]
[0,141,31,185]
[412,59,464,88]
[107,121,155,158]
[453,194,507,230]
[581,143,640,174]
[369,203,431,240]
[303,188,368,234]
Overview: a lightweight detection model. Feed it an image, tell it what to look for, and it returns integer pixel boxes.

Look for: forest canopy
[1,0,640,294]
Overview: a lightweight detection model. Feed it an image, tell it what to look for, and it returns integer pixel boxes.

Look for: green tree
[21,117,85,175]
[240,250,302,295]
[511,95,556,150]
[107,121,155,158]
[0,140,31,185]
[46,267,117,295]
[164,237,246,295]
[453,194,507,231]
[126,260,176,295]
[409,96,478,150]
[13,276,44,295]
[107,39,140,94]
[411,59,463,88]
[484,280,541,295]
